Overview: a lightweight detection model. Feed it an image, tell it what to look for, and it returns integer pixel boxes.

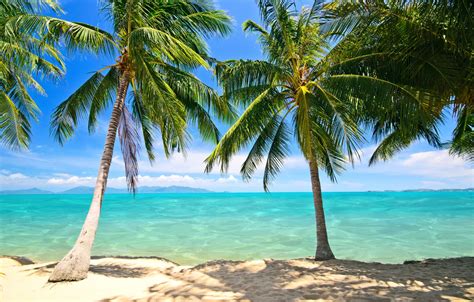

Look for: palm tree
[1,0,117,150]
[0,0,64,149]
[323,0,473,161]
[48,0,232,282]
[205,0,441,260]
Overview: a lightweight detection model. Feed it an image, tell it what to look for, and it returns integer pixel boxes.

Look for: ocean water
[0,192,473,265]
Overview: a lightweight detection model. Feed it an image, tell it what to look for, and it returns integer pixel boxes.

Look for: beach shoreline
[1,255,473,301]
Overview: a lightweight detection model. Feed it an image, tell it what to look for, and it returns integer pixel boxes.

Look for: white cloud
[137,151,307,175]
[6,173,28,179]
[0,170,308,192]
[338,147,474,191]
[106,174,255,191]
[1,144,471,192]
[0,172,29,187]
[355,148,473,179]
[47,175,95,185]
[400,150,472,178]
[2,148,303,177]
[217,175,238,183]
[0,172,40,189]
[40,173,251,191]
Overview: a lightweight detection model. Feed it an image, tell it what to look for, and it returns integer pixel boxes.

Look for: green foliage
[449,106,474,161]
[50,0,233,192]
[0,0,62,149]
[1,0,116,150]
[323,0,473,160]
[205,0,442,191]
[51,72,106,145]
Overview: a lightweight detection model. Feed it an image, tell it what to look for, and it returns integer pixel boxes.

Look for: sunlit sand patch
[0,256,473,301]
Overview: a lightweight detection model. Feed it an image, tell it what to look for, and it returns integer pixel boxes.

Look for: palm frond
[262,114,291,191]
[216,60,283,105]
[88,67,120,132]
[10,15,117,55]
[118,105,140,194]
[241,108,286,181]
[135,57,188,157]
[50,72,104,144]
[0,91,30,150]
[243,19,268,35]
[8,74,40,120]
[448,105,474,161]
[131,89,156,162]
[205,88,284,173]
[309,81,363,163]
[129,27,209,68]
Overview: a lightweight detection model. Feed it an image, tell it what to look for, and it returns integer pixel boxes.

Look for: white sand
[1,256,473,301]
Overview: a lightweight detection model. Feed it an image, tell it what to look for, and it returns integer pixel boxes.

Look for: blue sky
[0,0,472,192]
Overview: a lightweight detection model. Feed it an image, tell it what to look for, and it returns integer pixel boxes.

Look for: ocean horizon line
[1,186,473,195]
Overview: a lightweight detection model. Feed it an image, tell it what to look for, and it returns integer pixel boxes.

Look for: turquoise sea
[1,192,473,265]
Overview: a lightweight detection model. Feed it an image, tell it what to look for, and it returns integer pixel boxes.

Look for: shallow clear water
[1,192,473,265]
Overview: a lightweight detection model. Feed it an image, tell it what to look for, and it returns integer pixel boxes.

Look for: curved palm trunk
[309,159,335,261]
[49,73,130,282]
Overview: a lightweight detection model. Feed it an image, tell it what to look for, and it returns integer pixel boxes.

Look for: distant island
[0,186,212,195]
[367,188,474,193]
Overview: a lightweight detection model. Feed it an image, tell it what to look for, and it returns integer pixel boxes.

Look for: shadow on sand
[23,256,158,279]
[100,257,474,301]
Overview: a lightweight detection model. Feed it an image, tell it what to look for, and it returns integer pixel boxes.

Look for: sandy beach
[1,256,473,301]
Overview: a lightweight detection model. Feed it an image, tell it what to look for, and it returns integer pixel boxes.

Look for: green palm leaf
[1,0,65,149]
[262,114,291,191]
[88,67,120,132]
[50,72,104,144]
[0,91,31,150]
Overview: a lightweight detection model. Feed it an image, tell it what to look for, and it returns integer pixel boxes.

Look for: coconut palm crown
[48,0,232,282]
[205,0,441,260]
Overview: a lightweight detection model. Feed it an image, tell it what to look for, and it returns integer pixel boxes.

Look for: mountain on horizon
[0,188,53,195]
[61,186,126,194]
[0,186,212,195]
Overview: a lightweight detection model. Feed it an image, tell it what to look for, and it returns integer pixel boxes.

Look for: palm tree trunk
[309,158,335,260]
[49,72,130,282]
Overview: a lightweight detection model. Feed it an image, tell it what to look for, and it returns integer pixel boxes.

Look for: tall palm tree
[48,0,232,282]
[323,0,473,161]
[205,0,441,260]
[0,0,64,149]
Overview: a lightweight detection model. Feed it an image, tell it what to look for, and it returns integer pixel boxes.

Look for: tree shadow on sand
[25,257,151,279]
[89,264,149,278]
[102,257,474,301]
